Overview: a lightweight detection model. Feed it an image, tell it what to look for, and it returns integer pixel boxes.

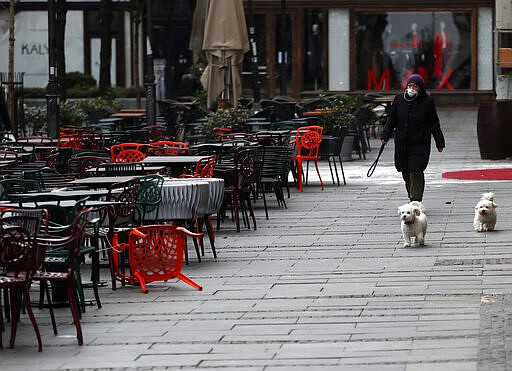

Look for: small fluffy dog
[398,201,427,247]
[473,192,497,232]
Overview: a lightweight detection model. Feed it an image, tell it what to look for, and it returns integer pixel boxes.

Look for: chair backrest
[223,132,254,141]
[107,178,141,220]
[0,178,42,201]
[235,147,259,187]
[293,125,323,159]
[258,146,292,180]
[23,169,79,190]
[42,197,88,236]
[35,207,92,276]
[150,141,189,155]
[0,225,36,278]
[110,143,151,163]
[213,127,232,141]
[195,155,216,178]
[57,133,105,151]
[0,210,46,236]
[68,155,111,176]
[136,175,164,209]
[142,125,168,142]
[97,162,144,176]
[180,155,216,178]
[127,225,187,280]
[218,139,252,163]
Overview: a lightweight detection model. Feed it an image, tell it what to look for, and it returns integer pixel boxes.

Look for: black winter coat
[380,91,445,172]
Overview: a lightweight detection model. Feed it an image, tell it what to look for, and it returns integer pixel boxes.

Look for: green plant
[201,107,250,140]
[23,105,48,134]
[317,95,355,133]
[23,100,89,134]
[73,94,124,114]
[59,100,89,127]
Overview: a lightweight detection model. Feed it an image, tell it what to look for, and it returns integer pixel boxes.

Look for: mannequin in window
[405,23,423,71]
[307,23,323,90]
[433,21,450,79]
[381,24,401,86]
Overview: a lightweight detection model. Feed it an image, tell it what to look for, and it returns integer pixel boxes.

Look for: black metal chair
[255,146,292,219]
[319,125,347,186]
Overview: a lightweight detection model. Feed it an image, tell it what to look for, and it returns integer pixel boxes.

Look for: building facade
[0,0,501,105]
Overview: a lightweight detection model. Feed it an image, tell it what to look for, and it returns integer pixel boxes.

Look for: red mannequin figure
[433,21,450,78]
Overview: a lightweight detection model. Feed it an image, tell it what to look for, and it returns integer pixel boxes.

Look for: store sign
[0,10,84,87]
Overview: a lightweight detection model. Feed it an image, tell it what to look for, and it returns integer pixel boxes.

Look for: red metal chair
[213,127,232,141]
[32,207,93,346]
[150,140,189,155]
[111,225,203,293]
[0,225,42,351]
[57,133,105,151]
[110,143,152,163]
[179,155,216,178]
[289,125,325,192]
[142,125,168,142]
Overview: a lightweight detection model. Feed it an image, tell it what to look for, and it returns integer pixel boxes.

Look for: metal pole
[144,0,156,126]
[46,0,60,138]
[247,0,260,103]
[279,0,287,96]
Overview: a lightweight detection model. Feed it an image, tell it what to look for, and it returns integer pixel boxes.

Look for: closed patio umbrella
[200,0,250,108]
[189,0,208,64]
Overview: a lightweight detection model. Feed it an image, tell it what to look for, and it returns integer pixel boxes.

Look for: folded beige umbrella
[200,0,250,108]
[189,0,208,64]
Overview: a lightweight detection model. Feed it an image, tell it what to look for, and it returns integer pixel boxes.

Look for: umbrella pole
[221,50,231,107]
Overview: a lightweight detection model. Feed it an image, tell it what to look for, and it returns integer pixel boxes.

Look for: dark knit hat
[406,74,425,90]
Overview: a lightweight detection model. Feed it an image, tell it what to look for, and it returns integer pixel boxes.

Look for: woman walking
[380,74,445,202]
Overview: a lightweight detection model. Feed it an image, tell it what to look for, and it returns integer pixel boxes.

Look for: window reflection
[356,11,472,91]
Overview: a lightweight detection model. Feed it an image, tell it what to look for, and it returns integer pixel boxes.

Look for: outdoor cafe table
[9,189,110,202]
[142,155,205,177]
[69,175,140,189]
[109,111,146,129]
[143,178,224,262]
[145,178,224,222]
[142,155,205,166]
[86,164,167,176]
[0,199,121,209]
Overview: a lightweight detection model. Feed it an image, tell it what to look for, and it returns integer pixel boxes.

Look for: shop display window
[355,11,472,91]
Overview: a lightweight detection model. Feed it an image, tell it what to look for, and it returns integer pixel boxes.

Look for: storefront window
[303,9,324,91]
[355,11,472,91]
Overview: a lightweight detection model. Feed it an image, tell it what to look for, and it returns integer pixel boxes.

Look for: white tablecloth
[145,178,224,221]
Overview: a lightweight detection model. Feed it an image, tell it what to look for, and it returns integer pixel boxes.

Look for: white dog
[398,201,427,247]
[473,192,497,232]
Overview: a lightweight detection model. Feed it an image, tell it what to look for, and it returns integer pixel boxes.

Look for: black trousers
[401,171,424,202]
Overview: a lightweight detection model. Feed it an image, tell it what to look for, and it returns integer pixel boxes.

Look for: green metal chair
[136,174,164,224]
[40,198,101,313]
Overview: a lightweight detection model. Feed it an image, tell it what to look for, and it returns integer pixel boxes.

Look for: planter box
[477,100,512,160]
[340,135,355,162]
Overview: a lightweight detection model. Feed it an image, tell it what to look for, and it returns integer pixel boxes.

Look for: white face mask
[404,88,418,101]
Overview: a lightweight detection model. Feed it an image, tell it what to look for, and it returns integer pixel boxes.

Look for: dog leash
[367,143,386,178]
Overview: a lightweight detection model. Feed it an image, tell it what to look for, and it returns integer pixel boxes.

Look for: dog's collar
[404,220,415,225]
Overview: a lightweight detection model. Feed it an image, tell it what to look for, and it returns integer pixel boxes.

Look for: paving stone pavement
[2,108,512,370]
